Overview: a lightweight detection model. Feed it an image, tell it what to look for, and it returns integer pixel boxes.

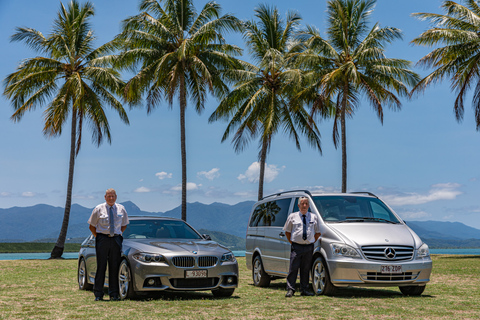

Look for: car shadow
[129,291,240,301]
[248,282,434,299]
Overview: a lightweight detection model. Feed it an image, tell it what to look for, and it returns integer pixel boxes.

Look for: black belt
[292,242,314,246]
[98,233,121,237]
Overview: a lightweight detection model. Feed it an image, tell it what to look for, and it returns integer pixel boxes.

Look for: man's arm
[314,232,321,242]
[285,231,292,244]
[121,225,127,233]
[89,225,97,237]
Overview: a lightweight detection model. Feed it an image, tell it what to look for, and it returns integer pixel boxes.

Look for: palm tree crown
[115,0,243,221]
[295,0,419,192]
[209,4,322,200]
[3,0,128,258]
[412,0,480,129]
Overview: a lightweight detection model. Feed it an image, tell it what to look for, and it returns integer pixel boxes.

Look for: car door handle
[279,232,285,237]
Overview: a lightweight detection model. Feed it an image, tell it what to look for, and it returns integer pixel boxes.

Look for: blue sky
[1,0,480,229]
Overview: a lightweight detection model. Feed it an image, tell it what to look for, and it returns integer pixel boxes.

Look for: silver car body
[245,191,432,294]
[78,216,238,298]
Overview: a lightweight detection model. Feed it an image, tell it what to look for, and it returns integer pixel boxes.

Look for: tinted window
[312,196,400,223]
[123,220,202,239]
[249,198,292,227]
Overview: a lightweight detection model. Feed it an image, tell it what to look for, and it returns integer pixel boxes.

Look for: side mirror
[202,234,212,240]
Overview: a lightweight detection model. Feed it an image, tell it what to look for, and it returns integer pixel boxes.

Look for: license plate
[381,265,402,274]
[185,270,207,278]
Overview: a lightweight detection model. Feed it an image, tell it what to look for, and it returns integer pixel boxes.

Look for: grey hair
[105,188,116,195]
[298,197,309,204]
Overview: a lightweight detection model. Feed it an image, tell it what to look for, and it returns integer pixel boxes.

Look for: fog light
[227,277,234,284]
[148,279,155,286]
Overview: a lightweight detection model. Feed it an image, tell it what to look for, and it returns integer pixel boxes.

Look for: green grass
[0,243,81,253]
[0,255,478,319]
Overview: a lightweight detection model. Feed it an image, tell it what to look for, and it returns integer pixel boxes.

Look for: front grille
[170,277,219,289]
[361,246,414,261]
[198,256,218,267]
[362,271,419,282]
[172,256,195,267]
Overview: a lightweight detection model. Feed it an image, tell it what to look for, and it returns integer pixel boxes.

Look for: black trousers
[94,233,123,298]
[286,242,314,292]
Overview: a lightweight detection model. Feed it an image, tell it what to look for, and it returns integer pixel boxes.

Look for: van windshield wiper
[344,217,398,224]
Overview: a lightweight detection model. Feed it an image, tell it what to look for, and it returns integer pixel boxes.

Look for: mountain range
[1,201,480,248]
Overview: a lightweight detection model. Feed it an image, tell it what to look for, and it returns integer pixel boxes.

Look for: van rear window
[249,198,292,227]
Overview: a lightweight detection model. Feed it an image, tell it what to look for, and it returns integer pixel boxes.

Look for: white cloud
[21,192,36,197]
[0,192,12,197]
[156,172,172,180]
[171,182,201,191]
[238,162,284,183]
[134,187,151,193]
[381,183,462,206]
[396,209,431,220]
[197,168,220,180]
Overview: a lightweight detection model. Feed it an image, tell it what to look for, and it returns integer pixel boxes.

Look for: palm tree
[411,0,480,130]
[209,4,322,200]
[294,0,419,192]
[115,0,243,221]
[3,0,129,258]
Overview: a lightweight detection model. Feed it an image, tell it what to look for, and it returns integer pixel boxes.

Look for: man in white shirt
[283,197,321,297]
[88,188,129,301]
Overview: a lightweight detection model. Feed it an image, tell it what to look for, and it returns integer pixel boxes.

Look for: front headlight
[221,252,236,262]
[132,252,166,263]
[331,243,361,258]
[416,243,430,259]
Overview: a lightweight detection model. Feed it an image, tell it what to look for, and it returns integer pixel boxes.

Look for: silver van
[245,190,432,296]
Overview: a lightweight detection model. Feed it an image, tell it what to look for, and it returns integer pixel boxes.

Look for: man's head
[298,197,309,214]
[105,189,117,206]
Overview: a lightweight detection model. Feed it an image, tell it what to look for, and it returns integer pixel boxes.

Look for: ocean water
[0,249,478,260]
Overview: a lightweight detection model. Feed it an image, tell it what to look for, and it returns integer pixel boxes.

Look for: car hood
[124,239,228,255]
[327,223,416,247]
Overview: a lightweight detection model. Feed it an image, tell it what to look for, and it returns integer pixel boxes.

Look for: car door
[261,198,292,275]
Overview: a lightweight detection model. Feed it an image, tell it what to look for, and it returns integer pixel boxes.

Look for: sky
[1,0,480,229]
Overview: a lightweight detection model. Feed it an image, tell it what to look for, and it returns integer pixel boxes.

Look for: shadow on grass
[247,281,434,299]
[127,290,241,301]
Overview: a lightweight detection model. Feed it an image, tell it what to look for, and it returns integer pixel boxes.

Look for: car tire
[399,285,426,296]
[311,257,335,295]
[211,288,235,297]
[252,256,271,287]
[118,259,136,300]
[78,258,93,290]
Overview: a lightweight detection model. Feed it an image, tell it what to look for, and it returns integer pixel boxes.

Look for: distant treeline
[424,238,480,249]
[0,243,81,253]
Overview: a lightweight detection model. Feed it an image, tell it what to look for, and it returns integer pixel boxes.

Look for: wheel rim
[312,260,326,294]
[253,258,262,285]
[78,259,87,288]
[118,261,130,299]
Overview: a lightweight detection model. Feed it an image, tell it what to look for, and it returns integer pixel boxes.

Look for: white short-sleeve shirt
[283,211,321,244]
[87,202,129,235]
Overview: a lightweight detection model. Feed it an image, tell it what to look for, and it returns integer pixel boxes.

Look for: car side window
[249,198,292,227]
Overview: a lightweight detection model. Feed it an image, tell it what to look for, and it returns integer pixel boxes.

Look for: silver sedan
[78,216,238,299]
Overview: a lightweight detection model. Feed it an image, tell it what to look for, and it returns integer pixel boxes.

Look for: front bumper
[129,258,239,292]
[327,258,432,287]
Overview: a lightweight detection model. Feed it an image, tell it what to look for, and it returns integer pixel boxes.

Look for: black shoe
[94,296,104,301]
[285,289,294,298]
[300,291,314,296]
[110,296,121,301]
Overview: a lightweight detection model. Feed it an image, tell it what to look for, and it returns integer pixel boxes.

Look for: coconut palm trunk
[258,138,268,200]
[180,72,187,221]
[51,111,77,259]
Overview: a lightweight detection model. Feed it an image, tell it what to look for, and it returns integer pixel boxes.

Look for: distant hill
[1,201,479,249]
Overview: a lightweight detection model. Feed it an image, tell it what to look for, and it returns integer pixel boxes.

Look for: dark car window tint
[249,198,291,227]
[123,220,202,239]
[312,196,400,223]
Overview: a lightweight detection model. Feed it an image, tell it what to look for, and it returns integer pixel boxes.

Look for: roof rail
[261,189,312,201]
[350,191,378,198]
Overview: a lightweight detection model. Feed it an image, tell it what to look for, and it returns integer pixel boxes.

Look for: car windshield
[312,196,401,224]
[123,219,203,239]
